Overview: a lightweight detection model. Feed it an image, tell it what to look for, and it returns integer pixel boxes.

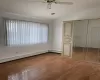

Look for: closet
[63,19,100,62]
[73,20,88,60]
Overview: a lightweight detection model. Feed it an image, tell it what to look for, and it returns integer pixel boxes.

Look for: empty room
[1,0,100,80]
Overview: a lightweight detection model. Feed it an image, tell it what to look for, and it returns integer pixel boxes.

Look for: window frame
[4,18,49,47]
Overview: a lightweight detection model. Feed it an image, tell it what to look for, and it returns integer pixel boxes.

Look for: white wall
[0,18,5,46]
[51,19,63,53]
[0,15,53,63]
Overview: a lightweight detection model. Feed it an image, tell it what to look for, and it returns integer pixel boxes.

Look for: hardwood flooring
[1,53,100,80]
[72,47,100,62]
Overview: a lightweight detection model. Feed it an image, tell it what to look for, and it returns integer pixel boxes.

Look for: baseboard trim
[0,51,48,63]
[48,50,62,54]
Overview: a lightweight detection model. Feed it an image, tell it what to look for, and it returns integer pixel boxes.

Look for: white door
[62,21,73,57]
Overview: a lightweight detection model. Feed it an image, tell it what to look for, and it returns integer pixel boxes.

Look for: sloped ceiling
[0,0,100,20]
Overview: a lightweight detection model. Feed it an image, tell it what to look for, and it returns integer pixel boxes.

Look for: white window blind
[5,19,48,46]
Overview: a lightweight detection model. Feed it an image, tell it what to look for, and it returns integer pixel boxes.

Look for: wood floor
[72,47,100,62]
[1,53,100,80]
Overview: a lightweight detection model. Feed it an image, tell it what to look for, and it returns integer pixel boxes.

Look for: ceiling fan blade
[55,2,73,5]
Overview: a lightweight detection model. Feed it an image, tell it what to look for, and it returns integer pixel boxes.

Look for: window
[5,19,48,46]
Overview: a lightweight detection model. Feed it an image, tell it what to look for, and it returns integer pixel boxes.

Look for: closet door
[86,19,100,62]
[72,20,88,60]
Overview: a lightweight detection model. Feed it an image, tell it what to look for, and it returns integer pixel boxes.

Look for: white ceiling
[0,0,100,20]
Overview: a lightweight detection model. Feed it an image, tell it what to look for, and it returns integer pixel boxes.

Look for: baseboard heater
[0,50,62,63]
[0,51,48,63]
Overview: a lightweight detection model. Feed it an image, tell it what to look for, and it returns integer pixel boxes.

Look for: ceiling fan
[29,0,73,9]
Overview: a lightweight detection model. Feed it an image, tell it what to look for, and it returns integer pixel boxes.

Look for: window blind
[5,19,48,46]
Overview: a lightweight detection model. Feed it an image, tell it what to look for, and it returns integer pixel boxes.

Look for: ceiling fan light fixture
[30,0,73,9]
[47,3,52,9]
